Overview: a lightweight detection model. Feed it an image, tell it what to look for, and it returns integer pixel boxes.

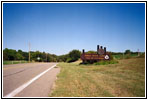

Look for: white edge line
[4,64,57,97]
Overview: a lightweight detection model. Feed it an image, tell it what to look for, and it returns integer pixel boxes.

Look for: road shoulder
[15,67,60,97]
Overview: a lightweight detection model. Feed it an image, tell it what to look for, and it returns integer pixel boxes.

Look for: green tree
[16,53,24,60]
[67,50,81,63]
[125,50,131,54]
[31,51,42,62]
[86,51,97,54]
[58,54,69,62]
[42,52,47,62]
[3,48,9,60]
[22,52,28,60]
[3,48,17,60]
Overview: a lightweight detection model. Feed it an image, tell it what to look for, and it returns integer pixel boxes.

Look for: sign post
[37,57,40,61]
[81,45,110,63]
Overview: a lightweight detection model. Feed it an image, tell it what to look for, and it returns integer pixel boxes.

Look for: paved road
[3,63,60,97]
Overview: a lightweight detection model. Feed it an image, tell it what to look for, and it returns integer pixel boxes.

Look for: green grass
[113,54,139,60]
[94,60,118,65]
[50,57,145,97]
[3,60,29,65]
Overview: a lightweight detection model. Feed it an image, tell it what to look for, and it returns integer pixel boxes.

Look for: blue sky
[3,3,145,55]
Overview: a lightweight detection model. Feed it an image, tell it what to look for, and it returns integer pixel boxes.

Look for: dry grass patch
[50,58,145,97]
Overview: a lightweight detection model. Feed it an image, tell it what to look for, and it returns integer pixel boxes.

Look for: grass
[94,60,118,65]
[3,60,29,65]
[50,57,145,97]
[112,54,138,60]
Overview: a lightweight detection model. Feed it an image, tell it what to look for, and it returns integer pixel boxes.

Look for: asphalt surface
[3,63,60,97]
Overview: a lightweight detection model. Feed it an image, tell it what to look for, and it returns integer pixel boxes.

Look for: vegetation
[50,57,145,97]
[111,49,144,60]
[94,60,118,65]
[86,50,97,54]
[3,48,60,62]
[66,50,81,63]
[3,60,28,65]
[3,48,81,63]
[124,49,131,54]
[3,48,144,64]
[3,48,145,97]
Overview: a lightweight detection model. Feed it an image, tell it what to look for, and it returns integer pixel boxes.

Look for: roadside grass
[94,60,118,65]
[50,57,145,97]
[3,60,29,65]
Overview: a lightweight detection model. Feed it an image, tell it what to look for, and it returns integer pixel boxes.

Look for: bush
[67,50,81,63]
[137,53,145,58]
[109,54,113,60]
[66,58,74,63]
[94,61,107,65]
[94,60,118,65]
[125,50,131,54]
[124,55,131,59]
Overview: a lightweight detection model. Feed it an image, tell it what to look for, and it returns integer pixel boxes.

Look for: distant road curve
[3,63,60,97]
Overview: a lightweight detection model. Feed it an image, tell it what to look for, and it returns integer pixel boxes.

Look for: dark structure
[81,45,110,63]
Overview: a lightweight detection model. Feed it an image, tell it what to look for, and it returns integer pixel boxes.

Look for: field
[50,57,145,97]
[3,60,29,65]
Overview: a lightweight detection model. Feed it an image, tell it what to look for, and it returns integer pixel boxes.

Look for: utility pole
[29,43,31,62]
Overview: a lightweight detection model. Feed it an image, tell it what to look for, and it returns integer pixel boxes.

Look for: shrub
[124,55,131,59]
[94,60,118,65]
[109,54,113,60]
[66,58,73,63]
[125,50,131,54]
[137,53,145,58]
[67,50,81,63]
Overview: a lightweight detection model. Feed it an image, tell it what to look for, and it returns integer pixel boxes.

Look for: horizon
[3,3,145,55]
[3,47,145,56]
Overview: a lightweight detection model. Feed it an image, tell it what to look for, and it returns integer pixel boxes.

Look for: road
[3,63,60,97]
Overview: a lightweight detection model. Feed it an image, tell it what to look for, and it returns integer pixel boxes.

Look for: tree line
[3,48,143,63]
[3,48,81,63]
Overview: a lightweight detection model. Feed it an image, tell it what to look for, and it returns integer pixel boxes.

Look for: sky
[3,3,145,55]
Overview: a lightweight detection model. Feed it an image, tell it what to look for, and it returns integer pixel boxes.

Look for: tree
[18,50,23,54]
[86,51,97,54]
[16,53,24,60]
[42,52,47,62]
[22,52,28,60]
[67,50,81,63]
[58,54,69,62]
[3,48,82,63]
[31,51,42,62]
[125,50,131,54]
[3,48,17,60]
[3,48,9,60]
